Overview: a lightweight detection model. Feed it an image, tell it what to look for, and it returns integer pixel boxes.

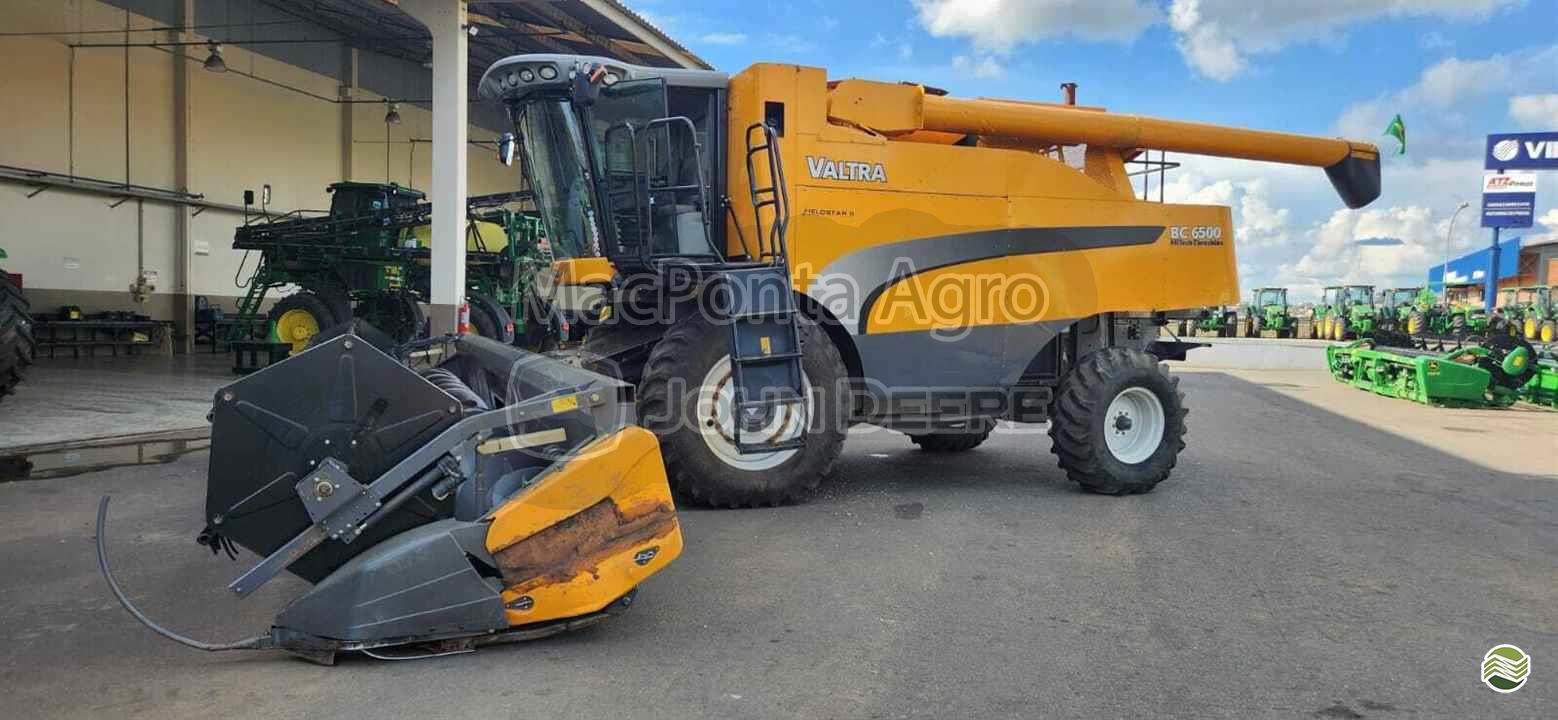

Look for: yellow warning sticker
[760,336,772,355]
[550,396,580,413]
[599,305,613,321]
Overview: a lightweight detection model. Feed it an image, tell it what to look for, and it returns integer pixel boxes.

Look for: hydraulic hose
[95,496,269,652]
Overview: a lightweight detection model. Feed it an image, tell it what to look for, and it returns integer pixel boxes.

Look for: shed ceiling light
[202,42,227,73]
[385,102,402,126]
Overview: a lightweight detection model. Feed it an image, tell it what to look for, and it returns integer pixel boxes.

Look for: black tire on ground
[1251,315,1263,337]
[909,418,996,452]
[1407,310,1425,337]
[269,291,340,353]
[315,286,354,327]
[1542,320,1557,344]
[1048,348,1187,495]
[638,313,848,507]
[359,292,426,343]
[467,292,516,344]
[0,269,36,403]
[1451,313,1467,339]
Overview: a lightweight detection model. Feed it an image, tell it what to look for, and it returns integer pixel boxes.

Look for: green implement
[1326,335,1537,408]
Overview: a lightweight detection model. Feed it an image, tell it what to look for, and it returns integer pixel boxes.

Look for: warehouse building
[0,0,703,354]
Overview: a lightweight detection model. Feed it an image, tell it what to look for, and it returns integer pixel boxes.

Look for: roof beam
[514,0,650,64]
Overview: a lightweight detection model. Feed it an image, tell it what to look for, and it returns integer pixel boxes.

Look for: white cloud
[951,54,1004,79]
[699,32,748,46]
[1509,94,1558,130]
[1166,0,1524,81]
[912,0,1158,51]
[1334,46,1558,162]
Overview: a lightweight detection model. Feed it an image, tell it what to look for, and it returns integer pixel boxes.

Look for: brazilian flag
[1384,114,1406,155]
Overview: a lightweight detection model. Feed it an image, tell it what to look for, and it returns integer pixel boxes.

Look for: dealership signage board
[1481,171,1536,228]
[1485,132,1558,170]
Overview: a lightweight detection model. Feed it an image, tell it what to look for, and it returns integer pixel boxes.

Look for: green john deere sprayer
[1243,287,1294,338]
[1327,334,1542,408]
[230,182,548,352]
[0,247,35,404]
[1313,285,1376,341]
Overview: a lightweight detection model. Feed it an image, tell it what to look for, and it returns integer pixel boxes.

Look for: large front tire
[270,291,342,354]
[0,268,35,403]
[467,292,516,344]
[1049,348,1187,495]
[638,314,848,507]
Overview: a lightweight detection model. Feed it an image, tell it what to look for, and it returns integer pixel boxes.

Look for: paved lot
[0,370,1553,719]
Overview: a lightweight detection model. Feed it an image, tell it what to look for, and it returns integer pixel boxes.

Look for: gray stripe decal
[804,226,1163,335]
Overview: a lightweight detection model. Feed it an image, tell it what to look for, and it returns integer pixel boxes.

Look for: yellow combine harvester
[479,55,1380,507]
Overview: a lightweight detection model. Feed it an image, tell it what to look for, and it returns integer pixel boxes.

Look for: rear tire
[909,419,995,452]
[1451,313,1467,339]
[1542,320,1556,344]
[0,268,35,403]
[1333,316,1348,341]
[270,291,339,354]
[1407,310,1425,337]
[359,292,425,343]
[1049,348,1186,495]
[639,313,848,507]
[467,292,516,344]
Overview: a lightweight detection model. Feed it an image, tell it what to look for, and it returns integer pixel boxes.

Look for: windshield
[1257,290,1284,305]
[1345,287,1373,304]
[516,100,598,260]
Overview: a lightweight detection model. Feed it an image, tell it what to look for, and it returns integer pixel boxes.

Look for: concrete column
[400,0,468,334]
[169,0,195,353]
[340,47,358,181]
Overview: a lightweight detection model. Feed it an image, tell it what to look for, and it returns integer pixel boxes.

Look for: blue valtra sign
[1481,171,1536,228]
[1485,132,1558,170]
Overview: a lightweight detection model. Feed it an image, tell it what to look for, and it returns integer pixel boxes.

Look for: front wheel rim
[1103,387,1166,465]
[695,356,811,471]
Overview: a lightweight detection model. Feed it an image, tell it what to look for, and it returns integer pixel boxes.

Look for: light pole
[1444,201,1470,305]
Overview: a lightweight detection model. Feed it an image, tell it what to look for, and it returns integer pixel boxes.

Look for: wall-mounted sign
[1485,132,1558,170]
[1481,171,1536,229]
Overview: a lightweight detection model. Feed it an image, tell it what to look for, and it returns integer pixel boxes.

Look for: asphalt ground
[0,369,1553,719]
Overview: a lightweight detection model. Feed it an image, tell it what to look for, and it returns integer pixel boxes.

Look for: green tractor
[0,248,34,404]
[1313,285,1376,341]
[1503,285,1555,343]
[1242,287,1294,338]
[232,182,548,353]
[1403,287,1439,337]
[1190,305,1239,337]
[1377,287,1421,332]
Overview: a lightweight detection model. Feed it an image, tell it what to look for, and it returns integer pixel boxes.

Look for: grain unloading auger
[98,331,681,664]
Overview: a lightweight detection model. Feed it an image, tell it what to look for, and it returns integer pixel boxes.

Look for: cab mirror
[497,132,516,166]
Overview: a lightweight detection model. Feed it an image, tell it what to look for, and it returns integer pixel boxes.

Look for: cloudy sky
[633,0,1558,300]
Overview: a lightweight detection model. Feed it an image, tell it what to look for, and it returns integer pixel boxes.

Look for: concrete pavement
[0,371,1552,719]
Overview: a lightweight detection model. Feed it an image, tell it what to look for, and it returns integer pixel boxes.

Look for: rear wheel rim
[696,356,811,471]
[275,308,320,353]
[1103,387,1165,465]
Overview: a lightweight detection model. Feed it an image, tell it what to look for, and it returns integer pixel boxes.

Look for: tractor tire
[1407,310,1425,337]
[909,419,996,452]
[1541,320,1556,344]
[1049,348,1187,495]
[1451,313,1467,339]
[0,269,35,403]
[359,292,426,343]
[638,313,848,507]
[1333,316,1348,341]
[1251,315,1263,338]
[467,292,516,344]
[270,292,341,354]
[1523,317,1539,340]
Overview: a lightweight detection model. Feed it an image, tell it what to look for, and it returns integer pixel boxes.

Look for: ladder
[724,123,807,453]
